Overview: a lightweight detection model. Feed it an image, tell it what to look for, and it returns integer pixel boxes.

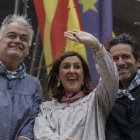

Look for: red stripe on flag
[33,0,46,41]
[50,0,69,60]
[73,0,83,30]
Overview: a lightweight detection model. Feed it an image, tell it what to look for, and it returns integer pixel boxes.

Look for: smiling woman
[58,55,84,95]
[44,51,92,101]
[34,30,119,140]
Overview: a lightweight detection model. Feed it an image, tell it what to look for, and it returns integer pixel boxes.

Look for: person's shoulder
[25,73,38,79]
[24,74,40,83]
[41,100,59,109]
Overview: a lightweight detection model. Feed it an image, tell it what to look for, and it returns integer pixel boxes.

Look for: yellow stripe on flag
[65,0,87,62]
[43,0,58,68]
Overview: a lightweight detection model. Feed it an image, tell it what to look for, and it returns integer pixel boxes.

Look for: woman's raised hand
[64,30,102,51]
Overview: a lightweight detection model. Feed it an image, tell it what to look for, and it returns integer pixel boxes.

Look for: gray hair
[0,14,34,46]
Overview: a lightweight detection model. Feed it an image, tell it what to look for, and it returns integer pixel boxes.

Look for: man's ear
[136,58,140,69]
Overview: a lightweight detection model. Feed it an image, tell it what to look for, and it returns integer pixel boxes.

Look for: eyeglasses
[126,105,134,123]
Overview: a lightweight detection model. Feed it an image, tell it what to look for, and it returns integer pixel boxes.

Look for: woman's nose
[69,66,75,73]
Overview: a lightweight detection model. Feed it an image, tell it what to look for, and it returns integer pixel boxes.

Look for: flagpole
[22,0,29,16]
[14,0,20,14]
[29,27,40,75]
[37,50,44,78]
[22,0,40,76]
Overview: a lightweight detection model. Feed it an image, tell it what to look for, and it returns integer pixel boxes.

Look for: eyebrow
[62,61,82,64]
[7,32,28,39]
[7,31,28,36]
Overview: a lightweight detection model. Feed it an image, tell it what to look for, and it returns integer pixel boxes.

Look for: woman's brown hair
[43,51,94,101]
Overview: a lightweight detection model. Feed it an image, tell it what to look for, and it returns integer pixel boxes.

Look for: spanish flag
[33,0,112,85]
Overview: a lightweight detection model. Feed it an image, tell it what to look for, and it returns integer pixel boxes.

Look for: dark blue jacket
[0,74,41,140]
[105,86,140,140]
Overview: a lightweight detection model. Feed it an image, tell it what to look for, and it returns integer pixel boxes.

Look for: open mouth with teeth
[67,77,77,81]
[67,77,78,84]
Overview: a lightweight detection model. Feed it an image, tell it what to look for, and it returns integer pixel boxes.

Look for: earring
[57,80,60,87]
